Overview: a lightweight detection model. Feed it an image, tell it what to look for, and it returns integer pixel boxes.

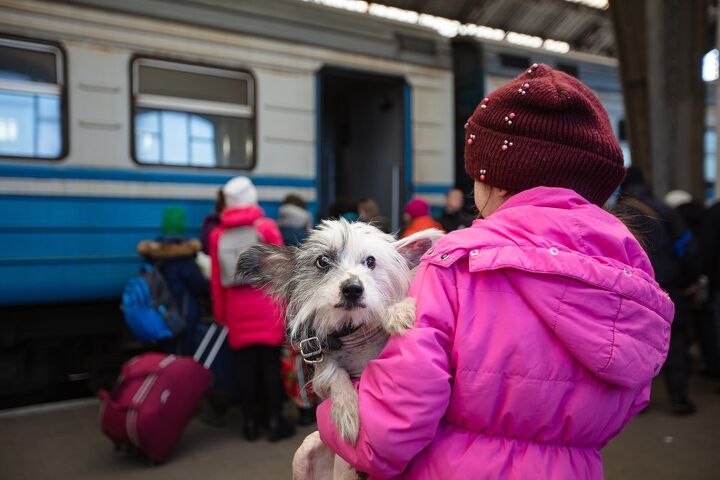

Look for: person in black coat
[699,197,720,382]
[200,188,226,255]
[357,198,391,234]
[437,188,474,232]
[137,207,210,355]
[138,237,210,355]
[278,194,312,246]
[615,167,696,414]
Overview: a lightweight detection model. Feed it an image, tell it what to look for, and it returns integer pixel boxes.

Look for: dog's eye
[315,255,332,270]
[365,256,376,270]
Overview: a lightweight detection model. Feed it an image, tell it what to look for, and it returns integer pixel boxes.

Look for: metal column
[610,0,707,199]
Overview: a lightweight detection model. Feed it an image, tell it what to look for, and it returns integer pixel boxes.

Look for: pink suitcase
[98,324,228,462]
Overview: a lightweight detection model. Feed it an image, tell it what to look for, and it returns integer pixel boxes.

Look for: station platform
[1,376,718,480]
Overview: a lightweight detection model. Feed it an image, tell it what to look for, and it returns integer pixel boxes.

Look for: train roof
[64,0,453,70]
[379,0,615,57]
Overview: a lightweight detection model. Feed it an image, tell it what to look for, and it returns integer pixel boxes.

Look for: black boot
[670,393,697,416]
[267,415,295,442]
[200,392,229,427]
[243,417,260,442]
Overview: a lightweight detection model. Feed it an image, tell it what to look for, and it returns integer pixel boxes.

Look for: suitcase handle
[193,324,228,369]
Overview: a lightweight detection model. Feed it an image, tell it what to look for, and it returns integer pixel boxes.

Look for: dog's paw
[385,297,416,335]
[332,390,359,444]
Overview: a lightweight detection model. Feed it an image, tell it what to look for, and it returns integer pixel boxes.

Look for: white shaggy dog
[236,219,442,445]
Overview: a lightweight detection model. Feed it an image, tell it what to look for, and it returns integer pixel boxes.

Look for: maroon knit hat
[464,63,625,205]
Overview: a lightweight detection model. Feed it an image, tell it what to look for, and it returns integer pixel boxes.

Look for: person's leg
[663,291,696,415]
[712,289,720,376]
[236,346,261,440]
[695,306,720,377]
[202,389,230,427]
[259,345,295,441]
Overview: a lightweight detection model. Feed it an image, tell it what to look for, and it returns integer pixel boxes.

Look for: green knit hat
[161,207,186,236]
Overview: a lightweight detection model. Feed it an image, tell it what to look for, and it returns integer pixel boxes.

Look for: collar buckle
[298,336,324,364]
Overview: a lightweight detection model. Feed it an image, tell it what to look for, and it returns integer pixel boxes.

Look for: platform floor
[1,376,718,480]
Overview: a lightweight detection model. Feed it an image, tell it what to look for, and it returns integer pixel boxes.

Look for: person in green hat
[136,206,209,355]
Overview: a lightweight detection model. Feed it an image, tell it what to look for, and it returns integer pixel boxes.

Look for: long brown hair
[215,188,226,215]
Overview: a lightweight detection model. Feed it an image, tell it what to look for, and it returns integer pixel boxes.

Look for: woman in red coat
[209,176,294,442]
[400,197,444,238]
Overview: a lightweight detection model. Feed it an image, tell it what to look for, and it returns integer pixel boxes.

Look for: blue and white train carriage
[0,0,457,306]
[0,0,625,401]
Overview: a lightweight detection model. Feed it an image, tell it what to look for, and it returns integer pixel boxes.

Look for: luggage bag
[98,324,228,462]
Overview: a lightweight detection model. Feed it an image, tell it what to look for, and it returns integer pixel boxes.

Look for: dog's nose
[341,279,364,301]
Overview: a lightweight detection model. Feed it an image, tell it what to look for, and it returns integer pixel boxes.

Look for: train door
[318,67,408,231]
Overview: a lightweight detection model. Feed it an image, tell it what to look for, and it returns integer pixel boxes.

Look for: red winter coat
[209,205,285,349]
[401,215,444,239]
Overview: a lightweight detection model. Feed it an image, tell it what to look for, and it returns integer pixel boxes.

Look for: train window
[132,58,255,169]
[556,63,579,77]
[618,118,627,141]
[499,54,530,70]
[704,129,716,183]
[0,37,65,160]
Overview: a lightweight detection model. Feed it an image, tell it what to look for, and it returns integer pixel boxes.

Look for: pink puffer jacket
[318,187,674,479]
[209,205,285,350]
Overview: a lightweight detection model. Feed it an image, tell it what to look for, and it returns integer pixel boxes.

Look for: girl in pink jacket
[316,65,674,479]
[209,176,294,442]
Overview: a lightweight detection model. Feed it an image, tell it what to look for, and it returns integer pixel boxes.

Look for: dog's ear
[393,228,444,269]
[236,244,294,297]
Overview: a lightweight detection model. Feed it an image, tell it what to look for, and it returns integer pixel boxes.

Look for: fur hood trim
[138,238,201,259]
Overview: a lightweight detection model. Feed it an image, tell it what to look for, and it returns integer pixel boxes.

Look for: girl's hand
[292,431,335,480]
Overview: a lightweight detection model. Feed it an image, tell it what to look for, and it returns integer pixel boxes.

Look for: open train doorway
[318,67,408,231]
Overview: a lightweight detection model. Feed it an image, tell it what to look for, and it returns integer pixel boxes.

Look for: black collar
[327,323,361,349]
[297,323,361,364]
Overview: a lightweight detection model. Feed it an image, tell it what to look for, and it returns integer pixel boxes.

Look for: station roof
[372,0,616,57]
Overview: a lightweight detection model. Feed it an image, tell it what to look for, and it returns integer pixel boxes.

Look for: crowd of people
[329,188,475,239]
[615,167,720,414]
[134,178,310,442]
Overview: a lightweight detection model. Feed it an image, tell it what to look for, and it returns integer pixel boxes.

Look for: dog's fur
[236,219,441,443]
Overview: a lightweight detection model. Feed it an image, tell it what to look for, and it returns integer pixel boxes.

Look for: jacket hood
[278,203,311,229]
[220,205,264,228]
[427,187,674,389]
[138,238,201,259]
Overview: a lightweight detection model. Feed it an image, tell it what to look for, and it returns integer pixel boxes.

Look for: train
[0,0,626,405]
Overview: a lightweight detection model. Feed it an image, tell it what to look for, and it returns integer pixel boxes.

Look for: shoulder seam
[598,296,622,373]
